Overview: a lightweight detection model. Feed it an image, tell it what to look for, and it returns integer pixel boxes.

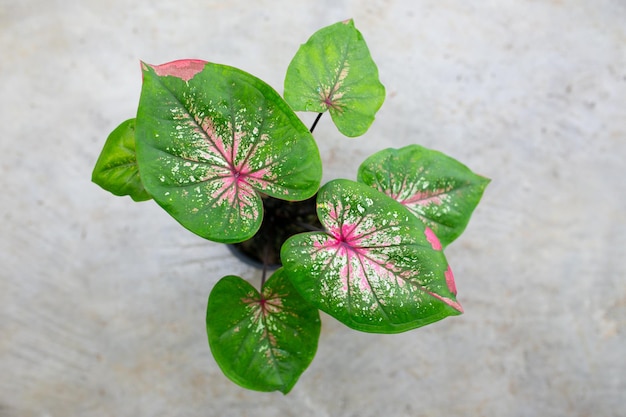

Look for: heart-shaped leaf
[92,118,151,202]
[206,269,321,394]
[357,145,490,247]
[284,19,385,137]
[281,179,462,334]
[135,60,322,243]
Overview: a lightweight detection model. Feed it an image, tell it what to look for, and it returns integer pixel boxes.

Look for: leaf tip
[450,300,464,314]
[427,290,464,314]
[278,384,295,395]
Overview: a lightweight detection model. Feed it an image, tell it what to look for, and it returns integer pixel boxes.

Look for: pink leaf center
[243,294,284,323]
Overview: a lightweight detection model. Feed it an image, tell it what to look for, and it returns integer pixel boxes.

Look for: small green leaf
[357,145,490,247]
[92,118,151,202]
[281,179,462,334]
[135,60,322,243]
[284,19,385,137]
[206,270,321,394]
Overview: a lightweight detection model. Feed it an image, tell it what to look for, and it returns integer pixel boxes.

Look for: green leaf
[281,179,462,334]
[284,19,385,137]
[206,270,321,394]
[135,60,322,243]
[357,145,490,247]
[92,118,152,202]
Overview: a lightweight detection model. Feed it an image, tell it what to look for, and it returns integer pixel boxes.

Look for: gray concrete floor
[1,1,624,416]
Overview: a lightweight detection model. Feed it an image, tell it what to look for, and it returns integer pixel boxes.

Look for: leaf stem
[309,112,324,133]
[296,221,326,233]
[260,244,269,289]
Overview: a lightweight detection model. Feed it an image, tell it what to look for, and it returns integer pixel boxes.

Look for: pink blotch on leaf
[445,265,457,295]
[424,227,442,251]
[150,59,207,82]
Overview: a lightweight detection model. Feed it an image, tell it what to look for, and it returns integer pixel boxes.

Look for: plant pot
[229,194,321,268]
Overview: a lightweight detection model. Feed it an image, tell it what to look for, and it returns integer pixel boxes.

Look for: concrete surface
[1,0,624,416]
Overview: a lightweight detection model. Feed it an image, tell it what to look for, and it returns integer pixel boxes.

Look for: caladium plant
[92,19,489,394]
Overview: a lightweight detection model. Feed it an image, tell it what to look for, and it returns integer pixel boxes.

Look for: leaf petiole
[295,220,325,233]
[261,244,270,288]
[309,112,324,133]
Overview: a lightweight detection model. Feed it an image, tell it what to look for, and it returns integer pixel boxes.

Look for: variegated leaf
[281,179,462,334]
[135,60,322,243]
[284,19,385,137]
[206,270,321,394]
[357,145,490,247]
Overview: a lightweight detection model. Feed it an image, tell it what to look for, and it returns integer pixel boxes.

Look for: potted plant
[92,19,489,394]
